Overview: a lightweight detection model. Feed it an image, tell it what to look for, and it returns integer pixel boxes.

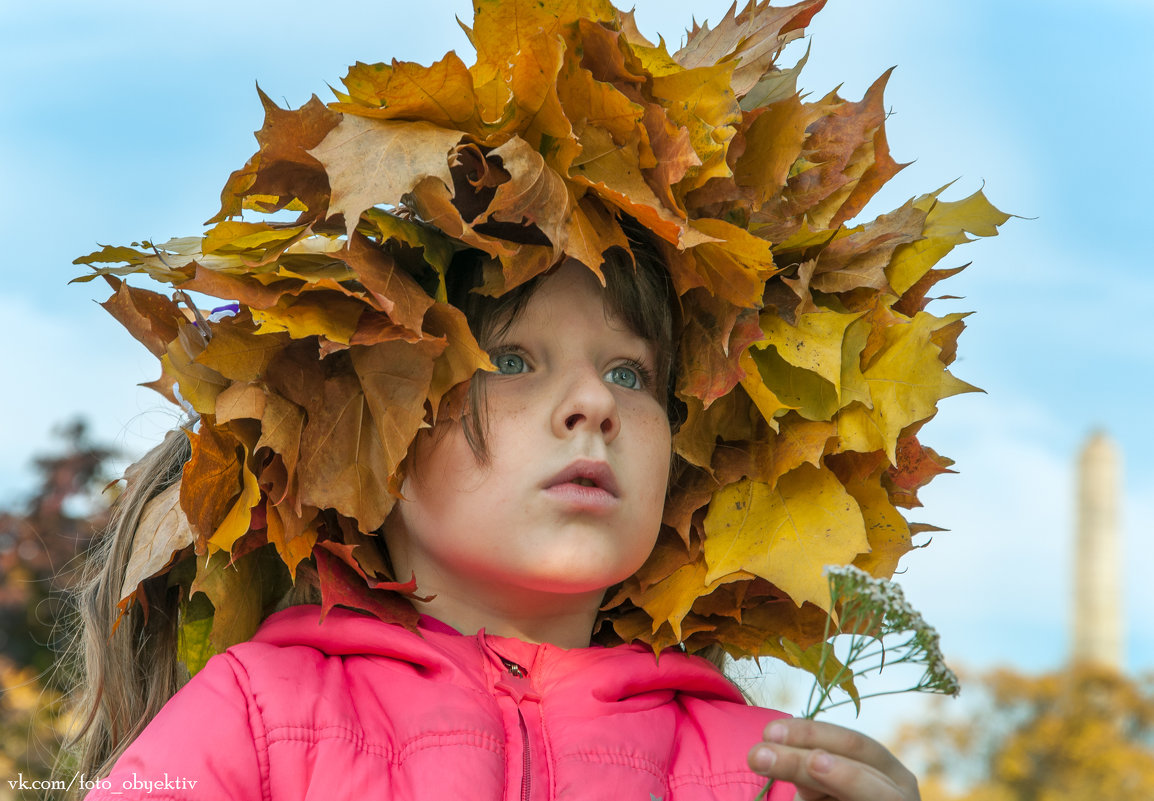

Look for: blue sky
[2,0,1152,741]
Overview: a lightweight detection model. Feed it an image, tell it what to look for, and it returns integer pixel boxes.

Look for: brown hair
[61,428,191,786]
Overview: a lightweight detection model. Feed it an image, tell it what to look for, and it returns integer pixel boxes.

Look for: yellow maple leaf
[161,325,228,415]
[756,308,864,395]
[195,321,289,382]
[750,415,837,486]
[207,442,262,554]
[556,35,646,147]
[423,303,494,421]
[689,217,781,307]
[634,558,747,641]
[201,220,308,258]
[739,348,793,428]
[265,501,318,578]
[249,293,365,345]
[570,125,699,246]
[887,186,1010,295]
[734,92,812,206]
[333,54,482,133]
[846,476,912,579]
[506,28,575,155]
[468,0,617,119]
[837,311,978,462]
[650,61,740,192]
[703,464,869,610]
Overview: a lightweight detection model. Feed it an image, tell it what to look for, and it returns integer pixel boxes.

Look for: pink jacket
[86,605,795,801]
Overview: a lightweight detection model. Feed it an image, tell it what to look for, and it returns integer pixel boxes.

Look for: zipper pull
[501,658,527,677]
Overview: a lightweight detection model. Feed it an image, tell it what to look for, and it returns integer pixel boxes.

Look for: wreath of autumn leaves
[75,0,1007,674]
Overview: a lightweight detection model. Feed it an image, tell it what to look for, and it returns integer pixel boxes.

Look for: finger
[761,719,909,782]
[747,742,903,801]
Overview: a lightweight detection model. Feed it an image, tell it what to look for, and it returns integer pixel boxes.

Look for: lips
[544,459,620,498]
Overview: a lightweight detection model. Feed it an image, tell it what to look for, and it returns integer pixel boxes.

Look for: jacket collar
[251,605,745,706]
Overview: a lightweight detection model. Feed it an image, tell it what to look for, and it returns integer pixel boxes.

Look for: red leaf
[314,547,422,631]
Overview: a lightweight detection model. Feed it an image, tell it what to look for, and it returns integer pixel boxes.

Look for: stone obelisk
[1071,430,1124,670]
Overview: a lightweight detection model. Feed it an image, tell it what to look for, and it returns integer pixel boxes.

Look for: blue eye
[494,353,526,374]
[605,365,640,389]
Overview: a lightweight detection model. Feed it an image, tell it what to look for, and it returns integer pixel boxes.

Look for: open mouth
[545,459,620,498]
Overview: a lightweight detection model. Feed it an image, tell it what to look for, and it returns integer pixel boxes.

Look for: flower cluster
[756,566,958,800]
[820,564,961,709]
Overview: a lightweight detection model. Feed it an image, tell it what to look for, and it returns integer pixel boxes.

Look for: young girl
[71,251,920,801]
[65,0,994,797]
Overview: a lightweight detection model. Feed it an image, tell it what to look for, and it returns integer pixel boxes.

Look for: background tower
[1071,430,1124,670]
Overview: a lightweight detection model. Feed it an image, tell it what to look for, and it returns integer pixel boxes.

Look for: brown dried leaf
[353,339,442,479]
[212,90,340,223]
[180,423,242,547]
[809,199,924,294]
[480,136,572,256]
[344,234,435,334]
[119,481,195,603]
[675,0,827,98]
[99,278,182,358]
[564,195,629,276]
[295,369,397,531]
[308,116,464,239]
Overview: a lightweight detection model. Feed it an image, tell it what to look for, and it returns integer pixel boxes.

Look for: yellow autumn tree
[0,422,114,799]
[897,664,1154,801]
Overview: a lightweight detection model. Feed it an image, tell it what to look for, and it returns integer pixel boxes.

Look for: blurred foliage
[898,663,1154,800]
[0,420,115,797]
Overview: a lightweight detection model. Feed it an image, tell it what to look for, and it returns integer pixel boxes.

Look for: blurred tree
[0,420,116,796]
[0,420,114,672]
[897,664,1154,800]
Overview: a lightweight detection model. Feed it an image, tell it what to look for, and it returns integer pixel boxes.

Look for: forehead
[495,261,631,337]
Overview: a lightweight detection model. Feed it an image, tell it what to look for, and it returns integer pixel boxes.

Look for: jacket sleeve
[83,651,268,801]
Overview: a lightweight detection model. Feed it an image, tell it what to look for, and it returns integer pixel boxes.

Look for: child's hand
[747,719,919,801]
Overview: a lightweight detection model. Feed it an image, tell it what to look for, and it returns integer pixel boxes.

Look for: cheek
[639,403,674,469]
[400,425,484,515]
[633,413,674,506]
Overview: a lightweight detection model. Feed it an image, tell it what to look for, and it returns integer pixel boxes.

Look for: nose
[552,367,620,443]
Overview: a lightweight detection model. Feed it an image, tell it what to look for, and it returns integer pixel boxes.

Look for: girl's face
[386,259,673,644]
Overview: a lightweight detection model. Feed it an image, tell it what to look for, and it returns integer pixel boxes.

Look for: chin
[518,558,646,596]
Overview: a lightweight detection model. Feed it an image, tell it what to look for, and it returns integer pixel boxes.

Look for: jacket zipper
[502,659,532,801]
[517,709,531,801]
